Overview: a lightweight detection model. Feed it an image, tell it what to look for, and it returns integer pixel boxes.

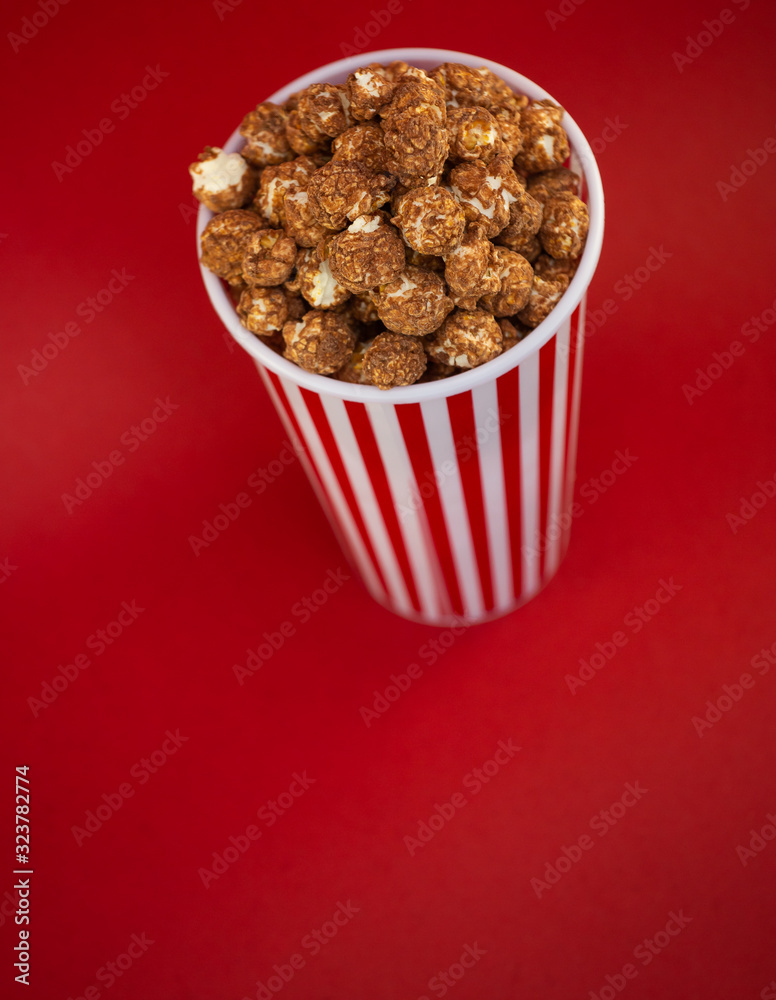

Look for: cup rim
[197,47,605,403]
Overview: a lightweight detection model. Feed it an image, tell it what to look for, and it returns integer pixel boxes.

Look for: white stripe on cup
[544,321,571,579]
[319,395,413,618]
[420,397,485,619]
[280,380,387,604]
[365,403,449,621]
[471,379,512,612]
[563,299,586,559]
[519,350,541,599]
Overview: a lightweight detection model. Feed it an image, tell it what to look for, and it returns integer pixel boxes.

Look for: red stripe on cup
[343,400,423,615]
[538,336,557,583]
[395,403,465,616]
[446,389,495,612]
[496,360,523,604]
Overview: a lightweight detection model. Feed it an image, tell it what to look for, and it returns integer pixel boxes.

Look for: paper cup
[197,48,605,626]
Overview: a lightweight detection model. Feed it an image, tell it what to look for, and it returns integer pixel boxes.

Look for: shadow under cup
[198,47,605,627]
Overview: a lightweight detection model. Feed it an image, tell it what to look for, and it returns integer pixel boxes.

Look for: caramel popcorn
[200,209,266,284]
[296,84,353,141]
[190,147,256,212]
[405,246,444,272]
[346,66,395,121]
[332,124,390,174]
[326,213,405,293]
[498,316,530,350]
[534,252,580,283]
[425,309,503,369]
[242,229,297,286]
[337,337,374,383]
[514,100,570,173]
[391,186,465,255]
[362,331,427,389]
[448,153,522,238]
[369,266,453,336]
[538,192,589,259]
[446,107,503,163]
[479,246,534,316]
[383,109,448,187]
[282,309,356,374]
[283,189,337,247]
[430,63,493,109]
[526,166,580,203]
[194,59,592,389]
[489,105,523,159]
[517,274,569,328]
[285,109,329,155]
[443,226,500,300]
[307,160,394,229]
[347,291,381,325]
[509,233,542,263]
[254,155,318,228]
[495,186,543,251]
[237,286,289,336]
[239,103,292,167]
[295,247,351,309]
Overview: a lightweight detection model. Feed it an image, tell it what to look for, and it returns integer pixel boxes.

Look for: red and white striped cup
[198,48,605,626]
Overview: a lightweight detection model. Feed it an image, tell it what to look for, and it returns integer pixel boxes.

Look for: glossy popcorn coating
[254,155,318,228]
[479,246,534,316]
[495,186,543,251]
[514,100,570,173]
[332,124,390,174]
[534,252,580,283]
[369,266,453,336]
[242,229,297,286]
[307,160,394,230]
[392,185,465,256]
[190,147,256,213]
[425,309,503,369]
[448,153,522,238]
[498,316,530,350]
[489,105,523,159]
[347,291,381,325]
[526,166,579,203]
[443,226,500,300]
[382,75,448,185]
[346,66,395,121]
[200,209,265,284]
[282,309,356,374]
[237,286,289,336]
[430,63,493,109]
[285,109,329,155]
[538,192,589,259]
[446,107,503,163]
[517,274,569,328]
[295,247,351,309]
[283,189,337,247]
[296,84,353,141]
[383,111,448,187]
[239,103,292,167]
[362,331,427,389]
[327,213,405,293]
[337,337,374,383]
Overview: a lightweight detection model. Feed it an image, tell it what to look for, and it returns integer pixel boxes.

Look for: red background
[3,0,776,997]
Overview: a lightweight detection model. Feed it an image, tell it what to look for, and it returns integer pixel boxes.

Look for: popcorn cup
[197,48,604,627]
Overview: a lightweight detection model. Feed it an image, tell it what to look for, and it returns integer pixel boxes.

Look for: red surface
[3,1,776,997]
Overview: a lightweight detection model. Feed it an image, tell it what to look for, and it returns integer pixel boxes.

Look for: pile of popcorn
[192,61,589,389]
